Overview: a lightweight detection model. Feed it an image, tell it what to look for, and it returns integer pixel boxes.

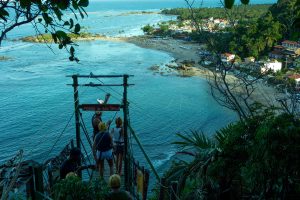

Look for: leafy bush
[53,176,109,200]
[142,24,154,35]
[162,111,300,199]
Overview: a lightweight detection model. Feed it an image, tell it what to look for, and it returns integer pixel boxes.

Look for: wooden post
[158,178,166,200]
[143,169,150,200]
[33,165,44,200]
[47,164,53,189]
[134,161,139,186]
[169,181,178,200]
[123,74,129,191]
[27,166,35,200]
[72,75,82,177]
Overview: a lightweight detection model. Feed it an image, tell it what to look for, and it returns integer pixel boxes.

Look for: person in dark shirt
[93,122,114,178]
[106,174,132,200]
[60,148,95,179]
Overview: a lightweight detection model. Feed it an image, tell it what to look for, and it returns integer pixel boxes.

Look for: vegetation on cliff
[20,32,106,43]
[161,4,272,21]
[0,0,90,61]
[149,1,300,199]
[153,110,300,199]
[159,0,300,59]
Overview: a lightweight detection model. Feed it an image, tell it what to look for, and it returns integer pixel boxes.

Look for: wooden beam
[67,83,134,87]
[79,104,121,111]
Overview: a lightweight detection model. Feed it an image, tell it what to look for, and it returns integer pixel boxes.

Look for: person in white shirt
[111,117,124,175]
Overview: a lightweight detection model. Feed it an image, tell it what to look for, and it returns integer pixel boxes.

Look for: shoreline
[18,34,281,104]
[96,35,281,105]
[114,36,282,105]
[97,35,216,78]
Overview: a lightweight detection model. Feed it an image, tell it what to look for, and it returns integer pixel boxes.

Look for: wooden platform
[84,157,125,188]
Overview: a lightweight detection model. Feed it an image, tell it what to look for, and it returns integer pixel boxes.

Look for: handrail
[128,124,160,181]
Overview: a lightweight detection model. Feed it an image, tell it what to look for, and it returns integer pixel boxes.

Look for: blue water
[0,0,276,170]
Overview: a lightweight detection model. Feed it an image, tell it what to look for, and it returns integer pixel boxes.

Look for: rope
[80,139,92,166]
[41,75,92,164]
[35,191,53,200]
[170,184,181,200]
[42,112,75,163]
[79,113,93,149]
[128,124,160,181]
[23,83,82,159]
[79,138,92,179]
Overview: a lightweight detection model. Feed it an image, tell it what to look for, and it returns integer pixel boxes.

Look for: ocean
[0,0,275,172]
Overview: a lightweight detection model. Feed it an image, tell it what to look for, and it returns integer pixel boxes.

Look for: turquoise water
[0,40,235,168]
[0,0,276,169]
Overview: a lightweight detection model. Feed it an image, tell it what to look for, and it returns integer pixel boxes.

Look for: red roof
[288,74,300,80]
[282,40,298,45]
[222,53,234,57]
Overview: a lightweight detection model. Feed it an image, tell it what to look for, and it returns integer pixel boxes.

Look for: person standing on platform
[60,148,95,179]
[92,111,102,139]
[111,117,124,175]
[93,122,114,177]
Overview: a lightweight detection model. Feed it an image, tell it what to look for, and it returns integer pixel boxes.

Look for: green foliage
[229,11,282,58]
[0,0,90,62]
[163,0,299,59]
[270,0,300,39]
[173,131,215,152]
[240,0,250,5]
[164,111,300,199]
[53,176,109,200]
[224,0,235,9]
[20,31,101,44]
[161,4,272,21]
[142,24,154,34]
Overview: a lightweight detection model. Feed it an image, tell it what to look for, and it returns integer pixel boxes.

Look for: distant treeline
[161,4,272,21]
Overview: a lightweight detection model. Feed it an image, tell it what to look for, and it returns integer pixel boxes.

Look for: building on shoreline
[221,53,235,63]
[261,60,282,74]
[282,40,300,51]
[288,74,300,90]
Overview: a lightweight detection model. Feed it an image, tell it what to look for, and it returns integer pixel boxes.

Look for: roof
[282,40,299,45]
[222,53,235,57]
[265,59,281,63]
[288,74,300,80]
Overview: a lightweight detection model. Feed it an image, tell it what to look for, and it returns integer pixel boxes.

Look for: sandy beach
[114,35,282,106]
[100,35,216,77]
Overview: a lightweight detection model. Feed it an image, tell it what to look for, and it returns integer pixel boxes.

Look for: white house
[221,53,235,62]
[244,57,255,63]
[288,74,300,89]
[261,60,282,73]
[214,19,221,24]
